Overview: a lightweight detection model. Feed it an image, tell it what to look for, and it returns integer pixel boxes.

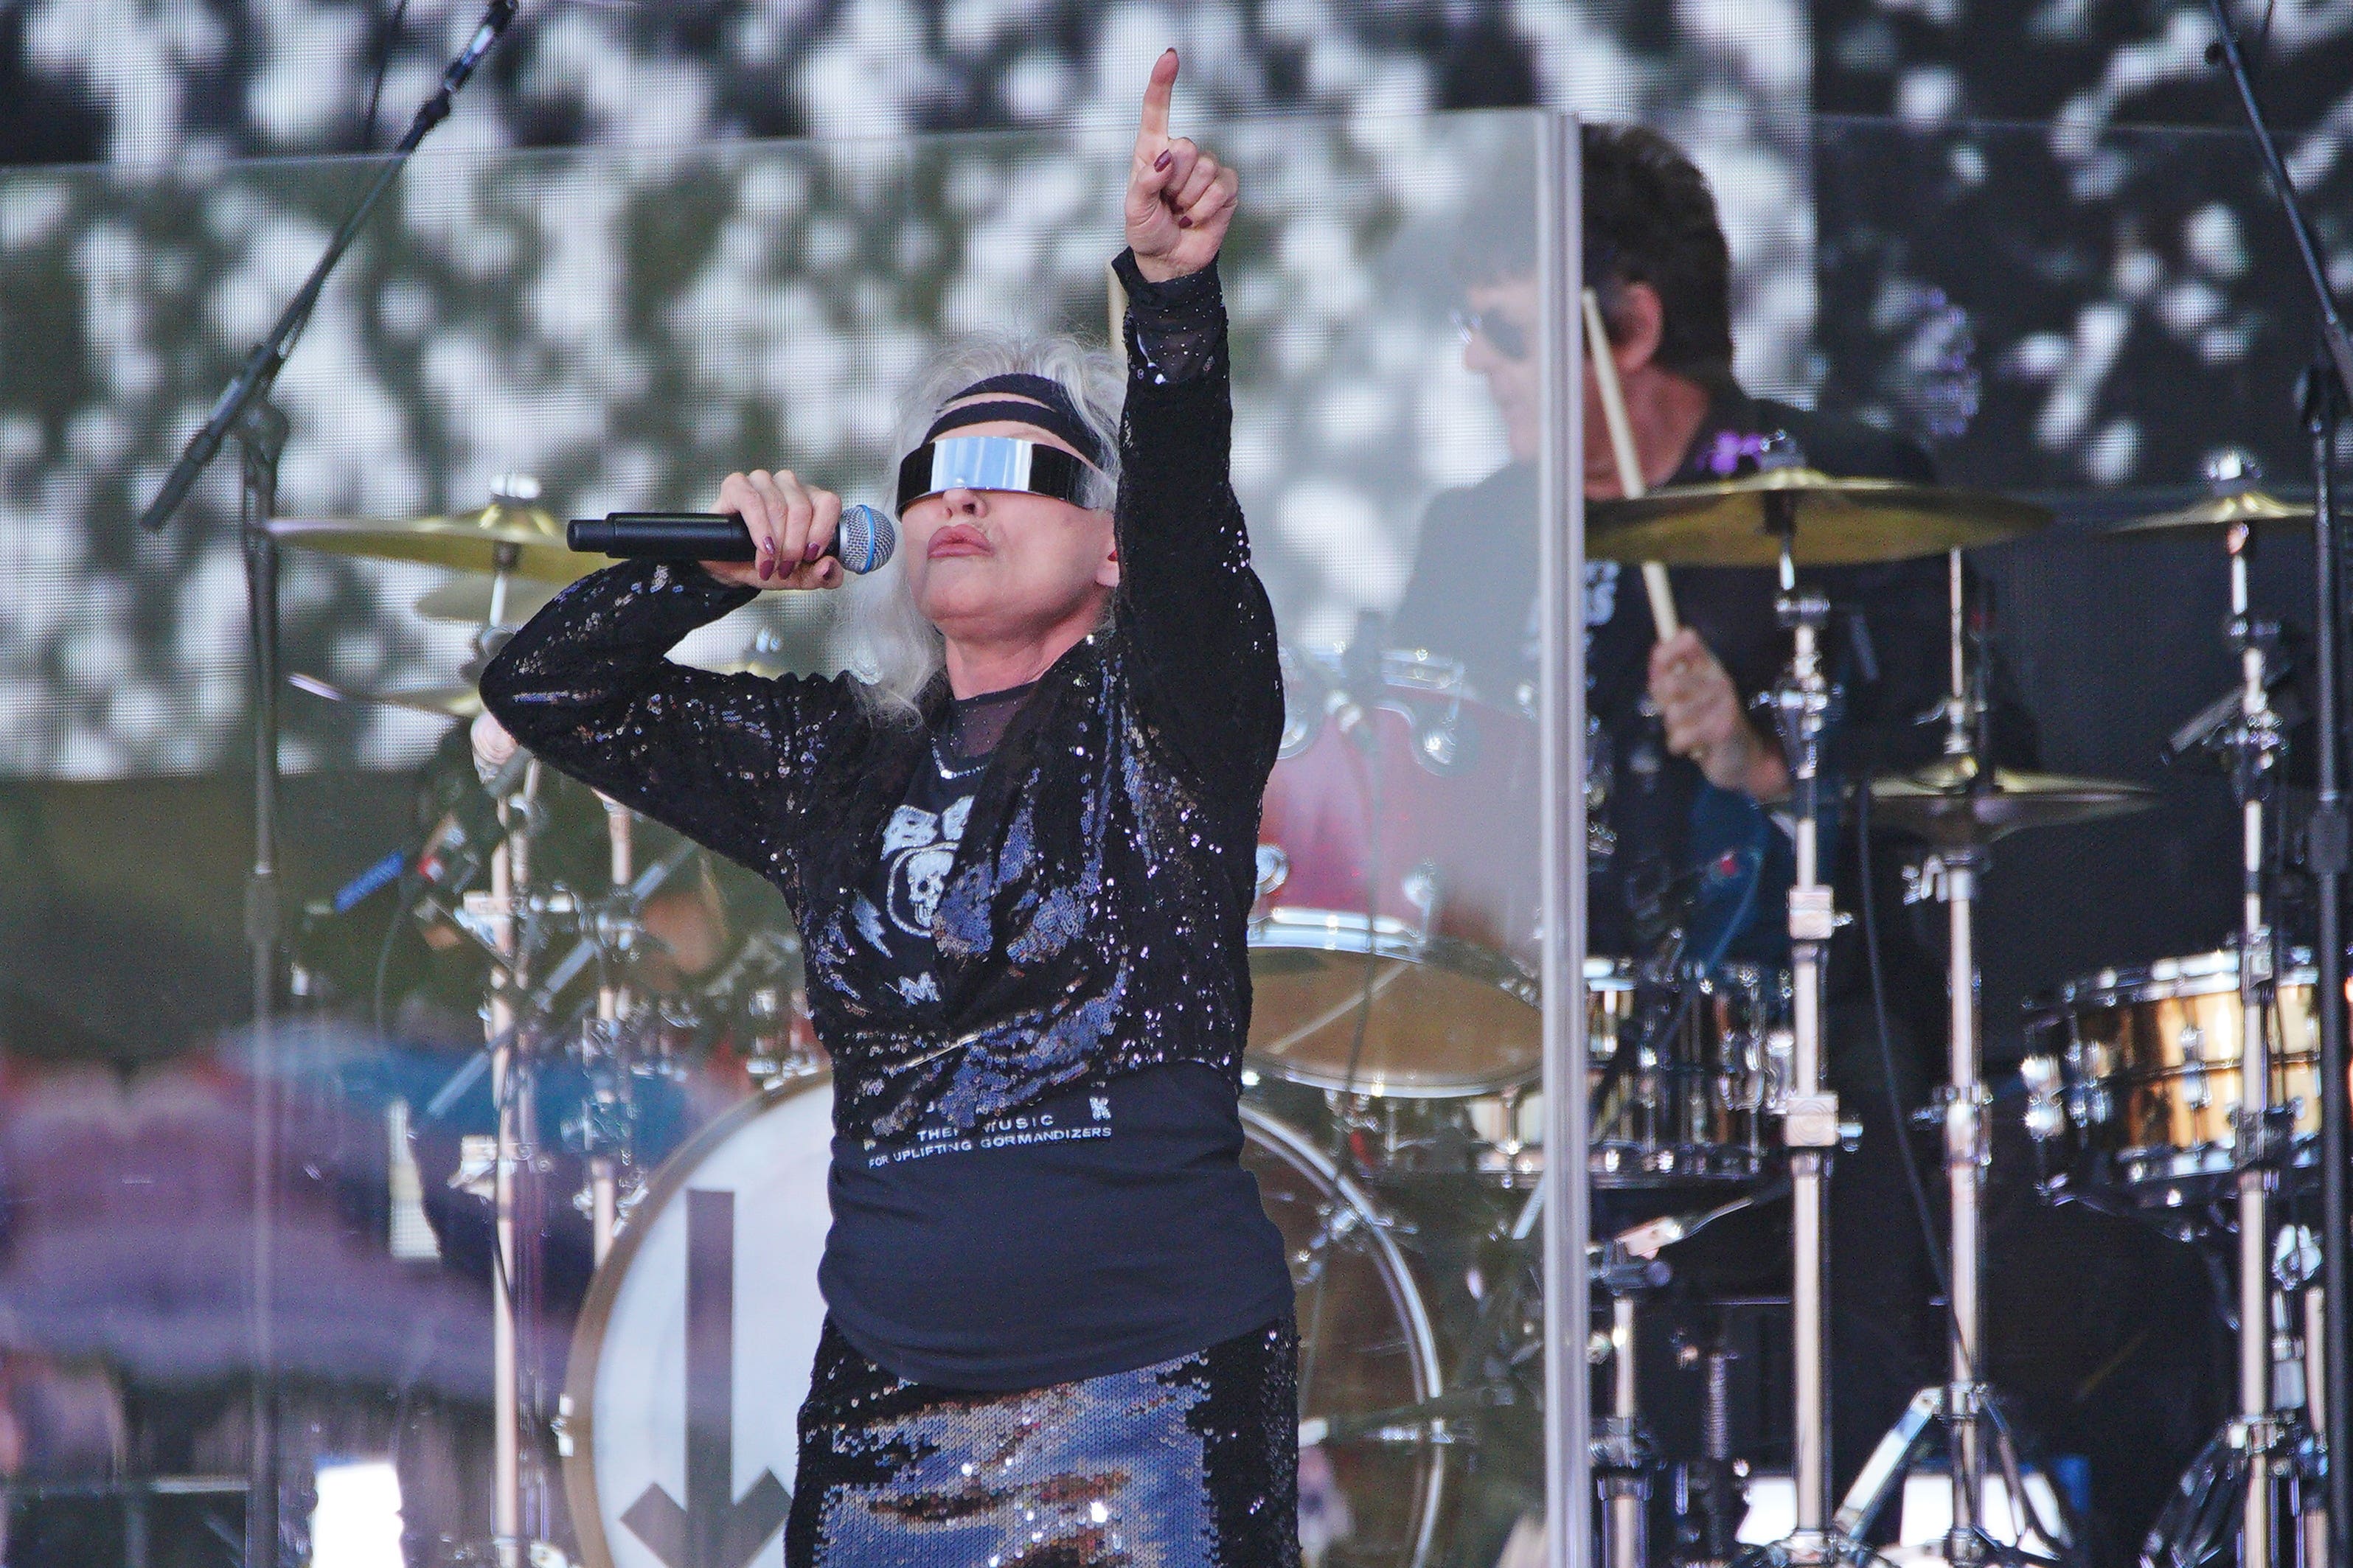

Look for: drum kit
[1219,454,2328,1568]
[268,482,828,1564]
[261,453,2339,1568]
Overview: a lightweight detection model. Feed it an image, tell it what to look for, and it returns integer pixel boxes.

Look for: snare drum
[1318,958,1789,1189]
[1474,960,1788,1188]
[2023,948,2341,1204]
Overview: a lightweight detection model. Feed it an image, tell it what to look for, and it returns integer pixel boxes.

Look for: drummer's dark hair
[1583,123,1736,391]
[1450,122,1736,391]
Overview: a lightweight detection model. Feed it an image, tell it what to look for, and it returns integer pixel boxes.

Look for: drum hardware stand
[1593,1242,1672,1568]
[1739,511,1854,1568]
[2203,7,2353,1555]
[1672,1324,1748,1568]
[2306,358,2352,1568]
[2228,515,2292,1568]
[2294,1244,2332,1568]
[2143,1230,2329,1568]
[476,759,614,1568]
[1843,551,2074,1568]
[589,795,636,1264]
[236,396,290,1568]
[1607,1192,1789,1568]
[482,761,543,1568]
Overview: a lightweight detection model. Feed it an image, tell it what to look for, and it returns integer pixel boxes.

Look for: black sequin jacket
[480,253,1282,1146]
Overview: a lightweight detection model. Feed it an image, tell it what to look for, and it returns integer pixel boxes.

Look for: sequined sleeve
[1111,248,1285,797]
[478,559,854,870]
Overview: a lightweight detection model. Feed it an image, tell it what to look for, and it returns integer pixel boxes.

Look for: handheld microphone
[569,505,896,574]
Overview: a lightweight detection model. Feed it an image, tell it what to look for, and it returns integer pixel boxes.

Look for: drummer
[1391,122,1971,1505]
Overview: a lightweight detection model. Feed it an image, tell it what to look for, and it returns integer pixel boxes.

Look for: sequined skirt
[785,1317,1301,1567]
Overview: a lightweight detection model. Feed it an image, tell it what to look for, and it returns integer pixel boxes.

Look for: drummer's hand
[1125,49,1238,283]
[469,711,518,784]
[1649,630,1790,803]
[701,470,844,591]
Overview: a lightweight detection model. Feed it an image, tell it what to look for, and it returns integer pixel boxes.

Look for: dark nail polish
[1154,150,1172,172]
[1177,215,1192,229]
[805,537,824,561]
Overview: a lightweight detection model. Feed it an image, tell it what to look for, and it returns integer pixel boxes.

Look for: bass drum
[563,1079,1448,1568]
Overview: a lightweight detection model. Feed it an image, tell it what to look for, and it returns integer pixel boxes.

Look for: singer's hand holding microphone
[565,467,897,591]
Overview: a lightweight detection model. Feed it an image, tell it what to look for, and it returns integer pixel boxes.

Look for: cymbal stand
[2138,518,2312,1568]
[1745,512,1852,1567]
[2227,517,2292,1568]
[589,795,633,1264]
[1833,554,2068,1567]
[2144,1229,2326,1568]
[235,397,289,1568]
[481,760,543,1568]
[2199,10,2353,1549]
[1925,544,1994,1564]
[2231,517,2287,1568]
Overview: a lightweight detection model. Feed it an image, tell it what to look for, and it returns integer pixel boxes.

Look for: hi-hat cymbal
[289,671,482,719]
[1869,759,2155,844]
[2112,490,2308,533]
[1588,469,2049,567]
[412,574,560,626]
[271,500,605,585]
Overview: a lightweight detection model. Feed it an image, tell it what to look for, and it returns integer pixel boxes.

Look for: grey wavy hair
[835,330,1125,724]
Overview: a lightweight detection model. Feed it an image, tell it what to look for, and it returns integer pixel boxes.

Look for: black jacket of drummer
[478,259,1282,1148]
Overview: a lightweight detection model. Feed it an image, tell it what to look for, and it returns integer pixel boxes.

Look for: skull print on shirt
[855,770,980,1008]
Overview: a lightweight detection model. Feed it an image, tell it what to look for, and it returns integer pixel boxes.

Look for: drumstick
[1582,288,1680,641]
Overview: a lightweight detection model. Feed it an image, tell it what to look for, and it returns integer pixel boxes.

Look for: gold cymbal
[412,574,560,626]
[2113,490,2308,533]
[1588,469,2049,567]
[688,658,788,680]
[289,671,482,719]
[1869,759,2155,844]
[271,500,606,585]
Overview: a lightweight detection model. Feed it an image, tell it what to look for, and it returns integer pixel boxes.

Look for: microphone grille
[838,503,898,574]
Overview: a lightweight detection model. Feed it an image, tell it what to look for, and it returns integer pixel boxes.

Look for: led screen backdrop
[0,0,1814,781]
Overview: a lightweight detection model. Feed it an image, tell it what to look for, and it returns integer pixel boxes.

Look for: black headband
[922,372,1106,467]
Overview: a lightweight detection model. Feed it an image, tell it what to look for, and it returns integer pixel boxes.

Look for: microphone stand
[2203,8,2353,1561]
[130,10,519,1565]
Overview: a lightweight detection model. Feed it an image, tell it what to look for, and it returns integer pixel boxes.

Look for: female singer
[482,50,1299,1567]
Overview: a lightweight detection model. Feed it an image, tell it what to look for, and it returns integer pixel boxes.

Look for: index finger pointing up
[1138,48,1178,142]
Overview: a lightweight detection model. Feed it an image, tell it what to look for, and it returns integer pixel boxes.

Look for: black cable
[372,882,409,1042]
[361,0,414,153]
[1854,782,1961,1340]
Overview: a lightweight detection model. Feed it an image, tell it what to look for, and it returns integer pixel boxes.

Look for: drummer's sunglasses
[896,436,1096,518]
[1453,307,1530,362]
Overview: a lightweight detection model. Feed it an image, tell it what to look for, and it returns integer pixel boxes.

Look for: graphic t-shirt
[817,683,1296,1392]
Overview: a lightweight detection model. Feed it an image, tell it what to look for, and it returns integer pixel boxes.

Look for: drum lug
[2020,1055,2067,1142]
[2236,1104,2301,1170]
